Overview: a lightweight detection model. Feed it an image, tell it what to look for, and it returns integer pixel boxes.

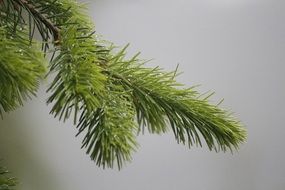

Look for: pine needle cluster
[0,0,246,170]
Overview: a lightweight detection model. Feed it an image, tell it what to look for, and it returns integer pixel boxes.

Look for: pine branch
[76,80,138,169]
[0,0,247,170]
[45,0,108,123]
[106,46,246,151]
[13,0,61,45]
[0,26,46,117]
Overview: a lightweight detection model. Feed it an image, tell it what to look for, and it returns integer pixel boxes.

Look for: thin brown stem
[15,0,61,45]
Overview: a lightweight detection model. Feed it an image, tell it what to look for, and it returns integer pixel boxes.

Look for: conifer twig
[0,0,247,170]
[14,0,61,45]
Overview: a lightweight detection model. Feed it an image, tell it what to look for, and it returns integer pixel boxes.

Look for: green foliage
[0,0,247,170]
[45,0,108,124]
[107,47,246,151]
[0,27,46,117]
[0,166,17,190]
[77,80,138,169]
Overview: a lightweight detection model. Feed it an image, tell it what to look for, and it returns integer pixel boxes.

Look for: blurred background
[0,0,285,189]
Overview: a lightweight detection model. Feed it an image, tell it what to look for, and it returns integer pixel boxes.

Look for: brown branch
[15,0,61,45]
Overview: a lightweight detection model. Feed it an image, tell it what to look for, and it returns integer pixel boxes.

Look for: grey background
[1,0,285,189]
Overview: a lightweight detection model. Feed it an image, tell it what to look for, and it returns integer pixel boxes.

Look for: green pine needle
[0,26,46,117]
[107,46,246,152]
[0,0,247,170]
[76,80,138,169]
